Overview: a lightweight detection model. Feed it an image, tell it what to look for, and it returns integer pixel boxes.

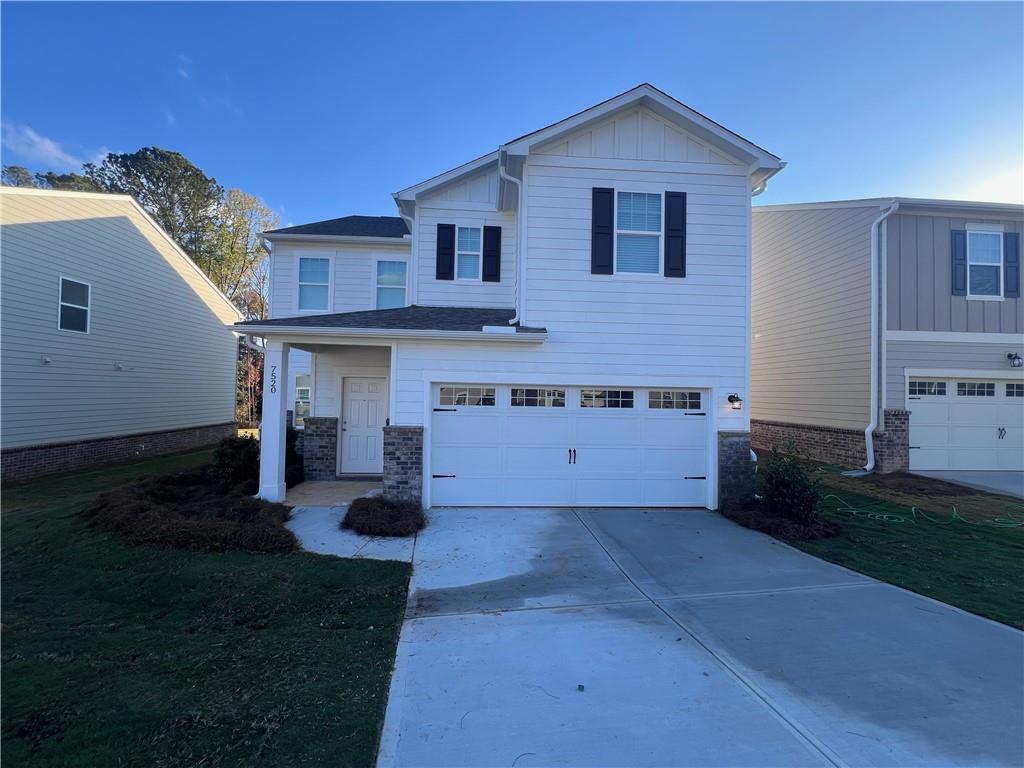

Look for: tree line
[3,149,275,425]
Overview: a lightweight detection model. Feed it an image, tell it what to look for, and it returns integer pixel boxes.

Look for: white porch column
[258,340,290,501]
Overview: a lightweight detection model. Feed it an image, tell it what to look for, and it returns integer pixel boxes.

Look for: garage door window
[581,389,634,408]
[439,385,495,406]
[957,382,995,397]
[511,388,565,407]
[909,381,946,396]
[649,390,701,410]
[1007,383,1024,397]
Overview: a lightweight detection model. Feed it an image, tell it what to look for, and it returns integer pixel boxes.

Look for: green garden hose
[822,493,1024,529]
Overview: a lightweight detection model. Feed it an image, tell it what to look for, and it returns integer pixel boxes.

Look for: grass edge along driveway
[2,450,411,767]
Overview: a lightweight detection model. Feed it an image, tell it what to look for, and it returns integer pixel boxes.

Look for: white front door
[340,377,386,474]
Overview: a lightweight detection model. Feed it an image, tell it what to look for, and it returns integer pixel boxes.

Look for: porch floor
[284,480,381,508]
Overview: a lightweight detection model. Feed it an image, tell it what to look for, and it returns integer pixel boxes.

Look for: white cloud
[1,122,84,171]
[176,54,192,80]
[163,109,177,126]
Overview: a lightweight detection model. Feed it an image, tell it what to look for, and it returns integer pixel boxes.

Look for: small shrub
[342,497,426,538]
[214,436,260,486]
[758,446,821,524]
[285,425,304,488]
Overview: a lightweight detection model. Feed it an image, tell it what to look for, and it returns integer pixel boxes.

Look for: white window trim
[296,254,334,313]
[613,190,664,277]
[966,229,1003,301]
[57,275,91,334]
[455,226,483,282]
[373,257,408,309]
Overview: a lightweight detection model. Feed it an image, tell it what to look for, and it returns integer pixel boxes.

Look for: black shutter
[1005,232,1020,299]
[591,187,614,275]
[436,223,455,280]
[482,226,501,282]
[664,191,687,278]
[951,229,967,296]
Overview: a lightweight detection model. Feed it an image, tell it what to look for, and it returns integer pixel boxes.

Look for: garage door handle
[572,448,576,464]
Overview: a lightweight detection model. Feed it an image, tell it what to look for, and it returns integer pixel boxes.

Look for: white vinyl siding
[0,190,239,449]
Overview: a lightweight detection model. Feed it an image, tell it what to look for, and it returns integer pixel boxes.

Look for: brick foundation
[383,426,423,503]
[873,408,909,474]
[751,419,868,468]
[301,417,338,480]
[717,431,755,509]
[1,422,237,483]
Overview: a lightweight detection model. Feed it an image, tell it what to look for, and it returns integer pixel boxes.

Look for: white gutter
[231,324,547,342]
[497,150,524,325]
[850,199,899,475]
[262,232,411,246]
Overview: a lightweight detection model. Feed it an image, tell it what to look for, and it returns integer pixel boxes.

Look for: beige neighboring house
[0,187,242,481]
[751,197,1023,474]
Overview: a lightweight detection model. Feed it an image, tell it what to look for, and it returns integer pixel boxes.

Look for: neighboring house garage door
[430,384,709,507]
[907,377,1024,471]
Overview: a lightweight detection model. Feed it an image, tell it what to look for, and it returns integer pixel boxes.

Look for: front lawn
[794,465,1024,629]
[2,451,410,767]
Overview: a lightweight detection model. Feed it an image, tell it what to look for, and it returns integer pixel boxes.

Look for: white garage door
[429,384,709,507]
[907,377,1024,471]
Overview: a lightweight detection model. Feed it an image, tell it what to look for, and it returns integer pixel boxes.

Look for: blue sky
[2,2,1021,227]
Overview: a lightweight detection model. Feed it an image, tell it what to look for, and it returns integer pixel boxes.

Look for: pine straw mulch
[720,499,843,541]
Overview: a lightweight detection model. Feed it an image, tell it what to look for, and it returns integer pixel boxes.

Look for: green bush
[285,425,305,488]
[758,447,821,524]
[342,497,426,537]
[213,436,260,486]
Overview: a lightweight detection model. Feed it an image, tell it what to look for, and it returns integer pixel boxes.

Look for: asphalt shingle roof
[266,215,409,238]
[237,305,545,334]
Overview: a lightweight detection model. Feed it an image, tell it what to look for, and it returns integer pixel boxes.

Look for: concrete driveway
[377,509,1023,768]
[912,470,1024,499]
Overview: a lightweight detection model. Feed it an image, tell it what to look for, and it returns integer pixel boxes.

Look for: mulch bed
[721,499,842,541]
[82,465,297,552]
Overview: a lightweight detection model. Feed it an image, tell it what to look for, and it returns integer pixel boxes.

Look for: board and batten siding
[885,212,1024,334]
[392,153,754,436]
[0,190,240,449]
[886,339,1024,407]
[751,206,879,430]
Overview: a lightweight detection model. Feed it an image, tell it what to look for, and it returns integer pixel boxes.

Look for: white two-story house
[236,84,784,509]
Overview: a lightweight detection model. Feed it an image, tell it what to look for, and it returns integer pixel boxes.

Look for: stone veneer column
[718,431,755,510]
[301,417,339,480]
[383,426,424,503]
[873,408,909,474]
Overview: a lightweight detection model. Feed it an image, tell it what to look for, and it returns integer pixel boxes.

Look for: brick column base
[873,408,909,474]
[302,417,338,480]
[718,431,755,510]
[383,426,424,503]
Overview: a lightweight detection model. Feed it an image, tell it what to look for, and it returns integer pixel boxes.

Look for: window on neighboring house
[376,261,407,309]
[957,382,995,397]
[616,191,661,274]
[456,227,482,280]
[294,375,311,427]
[648,390,702,409]
[298,257,330,311]
[439,385,495,406]
[909,381,946,397]
[58,277,90,333]
[581,389,634,408]
[967,231,1003,298]
[1007,383,1024,398]
[511,388,566,407]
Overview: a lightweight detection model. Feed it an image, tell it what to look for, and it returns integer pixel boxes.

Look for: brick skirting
[751,419,868,468]
[383,426,423,503]
[874,409,909,473]
[717,431,755,509]
[301,417,339,480]
[2,422,237,483]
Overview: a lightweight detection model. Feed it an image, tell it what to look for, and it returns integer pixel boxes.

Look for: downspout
[846,199,899,476]
[393,195,416,305]
[497,149,523,325]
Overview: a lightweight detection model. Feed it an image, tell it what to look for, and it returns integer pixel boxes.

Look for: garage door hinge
[432,474,456,479]
[684,475,706,480]
[433,408,457,412]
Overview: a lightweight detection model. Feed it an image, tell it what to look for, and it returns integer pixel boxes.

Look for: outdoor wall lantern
[727,393,743,410]
[1008,353,1023,369]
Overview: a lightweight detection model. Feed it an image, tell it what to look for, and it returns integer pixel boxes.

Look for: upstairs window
[58,277,90,333]
[298,257,330,311]
[967,231,1002,298]
[376,261,407,309]
[456,227,482,281]
[616,192,661,274]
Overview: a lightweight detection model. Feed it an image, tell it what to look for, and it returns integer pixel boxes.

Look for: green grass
[791,466,1024,629]
[2,451,411,767]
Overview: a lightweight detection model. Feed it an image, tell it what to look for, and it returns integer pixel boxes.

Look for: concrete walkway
[912,470,1024,499]
[377,508,1023,767]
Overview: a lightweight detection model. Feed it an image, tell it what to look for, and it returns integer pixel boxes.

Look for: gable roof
[754,197,1024,218]
[266,215,409,239]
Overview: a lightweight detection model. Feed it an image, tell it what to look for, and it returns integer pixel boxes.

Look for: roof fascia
[232,324,546,342]
[262,232,411,246]
[394,151,499,201]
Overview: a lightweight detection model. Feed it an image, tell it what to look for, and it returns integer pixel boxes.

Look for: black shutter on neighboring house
[951,229,967,296]
[664,191,687,278]
[591,187,614,275]
[1005,232,1020,299]
[436,223,455,280]
[482,226,501,282]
